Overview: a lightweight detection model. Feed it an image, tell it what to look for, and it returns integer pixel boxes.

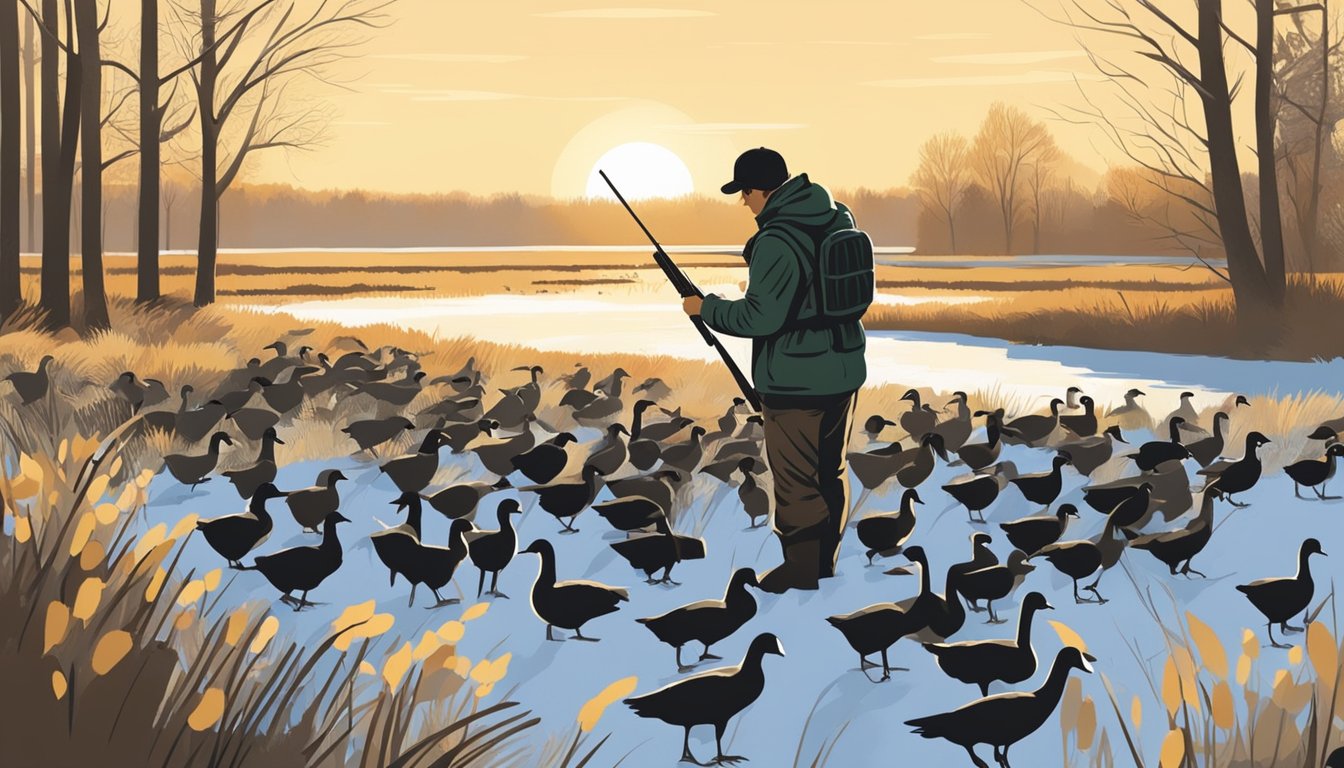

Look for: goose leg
[879,649,892,682]
[866,550,878,567]
[964,746,990,768]
[572,627,601,642]
[1295,482,1306,499]
[1266,623,1291,649]
[658,565,681,586]
[1001,743,1013,768]
[408,584,417,608]
[858,653,875,670]
[1071,579,1086,604]
[967,597,986,613]
[712,721,747,765]
[1227,494,1250,508]
[1085,573,1108,604]
[1317,483,1341,501]
[279,591,299,607]
[1282,621,1304,634]
[992,745,1004,767]
[488,571,509,599]
[428,589,460,608]
[986,601,1005,625]
[558,517,580,535]
[679,726,704,765]
[700,644,721,662]
[546,624,560,642]
[675,646,693,673]
[477,569,486,598]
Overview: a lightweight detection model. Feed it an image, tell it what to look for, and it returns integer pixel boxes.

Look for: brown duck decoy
[4,355,55,404]
[1030,518,1124,604]
[164,431,234,489]
[1001,398,1064,447]
[898,388,939,440]
[1056,425,1126,477]
[379,429,452,493]
[1123,485,1223,577]
[284,469,347,533]
[1059,395,1097,438]
[1196,431,1271,507]
[341,415,416,456]
[952,409,1005,471]
[518,464,606,533]
[637,567,759,671]
[932,391,973,452]
[221,426,285,499]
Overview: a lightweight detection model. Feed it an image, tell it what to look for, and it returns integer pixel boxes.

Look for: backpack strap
[759,213,848,349]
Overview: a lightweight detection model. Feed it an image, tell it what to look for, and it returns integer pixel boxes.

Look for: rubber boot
[818,522,842,579]
[758,537,822,594]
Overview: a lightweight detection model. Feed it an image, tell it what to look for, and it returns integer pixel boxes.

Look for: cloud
[401,89,626,102]
[534,8,715,18]
[809,40,907,46]
[917,32,992,41]
[333,120,392,126]
[371,53,527,64]
[864,70,1105,89]
[666,122,807,134]
[933,50,1086,65]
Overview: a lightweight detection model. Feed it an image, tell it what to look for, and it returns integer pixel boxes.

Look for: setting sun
[585,143,695,201]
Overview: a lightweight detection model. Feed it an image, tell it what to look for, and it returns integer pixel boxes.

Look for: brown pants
[760,390,859,552]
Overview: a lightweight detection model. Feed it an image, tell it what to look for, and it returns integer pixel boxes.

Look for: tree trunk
[39,0,71,329]
[136,0,160,304]
[74,0,105,329]
[947,212,957,254]
[1,0,20,322]
[194,0,218,307]
[23,10,36,256]
[1255,0,1287,304]
[1302,2,1330,275]
[164,199,172,251]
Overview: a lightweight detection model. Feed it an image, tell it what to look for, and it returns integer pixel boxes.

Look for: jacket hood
[755,174,839,229]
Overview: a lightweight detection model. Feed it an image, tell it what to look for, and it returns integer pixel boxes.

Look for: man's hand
[682,295,704,316]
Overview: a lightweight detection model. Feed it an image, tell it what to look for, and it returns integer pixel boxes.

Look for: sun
[585,142,695,201]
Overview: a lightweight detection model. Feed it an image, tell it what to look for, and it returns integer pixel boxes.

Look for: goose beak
[274,436,286,444]
[1082,652,1097,672]
[1044,601,1056,611]
[774,638,786,657]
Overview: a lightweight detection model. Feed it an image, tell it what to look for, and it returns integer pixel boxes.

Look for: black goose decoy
[1196,431,1271,507]
[560,386,601,411]
[142,384,194,435]
[1284,443,1344,500]
[948,532,999,612]
[1007,454,1071,512]
[1123,485,1223,577]
[215,377,268,415]
[1124,416,1190,471]
[585,422,630,477]
[1107,481,1155,529]
[1237,537,1327,649]
[846,440,906,516]
[999,503,1079,557]
[624,632,784,766]
[627,399,664,471]
[352,370,427,408]
[857,488,920,565]
[379,429,451,493]
[510,431,576,485]
[175,397,229,444]
[248,510,350,611]
[922,591,1053,697]
[284,469,348,533]
[704,397,747,444]
[942,462,1013,524]
[419,392,484,425]
[736,458,770,528]
[442,418,496,455]
[637,567,760,672]
[932,391,974,452]
[522,538,628,641]
[574,373,629,424]
[957,550,1035,625]
[260,366,318,414]
[341,416,415,456]
[591,367,629,397]
[1056,425,1126,477]
[899,388,939,440]
[707,416,765,465]
[164,431,234,489]
[1185,411,1231,468]
[4,355,54,404]
[640,407,695,443]
[606,469,684,521]
[472,416,541,477]
[660,425,708,474]
[221,426,285,499]
[518,463,606,533]
[559,362,590,391]
[227,401,282,442]
[406,516,473,608]
[610,513,707,585]
[952,409,1005,471]
[1030,518,1124,604]
[632,376,671,401]
[906,646,1095,768]
[422,476,512,520]
[909,545,969,641]
[897,432,949,489]
[700,451,766,484]
[1058,395,1097,438]
[197,482,287,568]
[863,413,898,443]
[1001,398,1064,447]
[593,494,665,532]
[372,491,428,597]
[465,498,524,598]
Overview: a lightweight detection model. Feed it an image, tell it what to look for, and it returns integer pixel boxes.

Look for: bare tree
[910,131,972,253]
[1024,136,1061,254]
[162,177,184,251]
[23,10,38,256]
[74,0,108,329]
[970,102,1053,254]
[2,0,20,321]
[34,0,81,329]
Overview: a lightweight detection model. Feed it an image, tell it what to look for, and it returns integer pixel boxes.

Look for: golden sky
[248,0,1134,199]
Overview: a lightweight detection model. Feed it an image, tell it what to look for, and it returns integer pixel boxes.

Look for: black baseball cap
[720,147,789,194]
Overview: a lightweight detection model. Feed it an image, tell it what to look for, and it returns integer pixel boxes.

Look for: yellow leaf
[1308,621,1338,689]
[578,676,639,732]
[187,688,226,731]
[177,580,206,607]
[1076,696,1096,751]
[250,616,279,654]
[108,455,123,478]
[450,655,472,677]
[13,454,42,498]
[73,578,106,622]
[413,631,442,661]
[1272,668,1313,714]
[51,669,67,701]
[1049,620,1088,653]
[79,541,105,571]
[175,609,195,631]
[331,600,377,633]
[44,602,70,654]
[1211,681,1235,730]
[94,503,120,526]
[383,642,413,690]
[1131,695,1143,729]
[203,569,222,592]
[115,483,138,512]
[1186,611,1228,680]
[1159,729,1185,768]
[358,660,376,676]
[475,682,495,698]
[1162,656,1181,717]
[461,602,489,622]
[333,611,394,652]
[1288,645,1303,666]
[471,653,512,686]
[169,513,199,541]
[145,568,167,603]
[1242,628,1260,660]
[69,513,96,558]
[86,474,109,503]
[133,523,167,561]
[58,439,69,464]
[1173,647,1201,712]
[437,620,466,644]
[91,630,132,675]
[1060,677,1082,735]
[13,515,31,543]
[135,468,155,488]
[225,608,251,647]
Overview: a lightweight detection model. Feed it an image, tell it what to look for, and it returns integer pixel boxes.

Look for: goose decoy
[898,388,939,440]
[422,476,512,520]
[372,491,427,597]
[341,415,415,456]
[627,399,664,471]
[846,440,906,515]
[932,391,974,452]
[610,514,707,585]
[606,469,684,521]
[522,538,628,641]
[379,429,451,493]
[703,397,748,444]
[922,591,1053,696]
[707,416,765,465]
[999,503,1079,557]
[857,488,920,565]
[1196,431,1271,507]
[942,462,1013,524]
[559,363,590,390]
[1059,395,1096,438]
[518,464,606,533]
[1163,391,1206,439]
[909,545,969,640]
[110,371,148,411]
[4,355,54,404]
[471,415,540,476]
[1185,411,1231,468]
[509,431,576,484]
[699,452,766,485]
[957,550,1035,624]
[559,386,600,411]
[624,632,784,766]
[659,426,708,474]
[1237,538,1327,648]
[197,482,286,568]
[1123,485,1223,577]
[642,407,696,444]
[221,426,285,499]
[465,498,524,598]
[1124,416,1190,471]
[164,431,234,489]
[1107,481,1154,529]
[440,355,482,391]
[1064,386,1084,410]
[952,409,1005,471]
[486,365,543,429]
[1328,747,1344,768]
[1104,387,1152,431]
[584,423,630,477]
[215,377,269,415]
[592,494,665,532]
[227,400,281,442]
[1284,443,1344,500]
[259,366,317,414]
[141,383,193,435]
[948,533,999,612]
[637,567,759,672]
[863,413,898,443]
[1312,424,1342,442]
[897,432,948,489]
[906,646,1095,768]
[632,376,671,401]
[401,515,473,607]
[175,396,229,444]
[283,468,347,532]
[1007,454,1072,512]
[1030,518,1124,604]
[248,510,350,610]
[591,367,630,397]
[1001,398,1064,447]
[419,393,484,425]
[736,458,770,528]
[1056,425,1126,477]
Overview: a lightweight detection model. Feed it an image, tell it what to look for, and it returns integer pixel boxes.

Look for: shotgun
[598,170,761,412]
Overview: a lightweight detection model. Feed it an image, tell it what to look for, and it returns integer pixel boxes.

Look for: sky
[244,0,1136,199]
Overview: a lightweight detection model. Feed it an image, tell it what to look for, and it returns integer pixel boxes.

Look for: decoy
[1058,395,1096,438]
[486,365,543,429]
[1163,391,1205,440]
[660,426,708,474]
[522,538,628,641]
[419,394,484,425]
[141,384,194,435]
[352,370,426,408]
[216,377,268,415]
[632,376,672,401]
[1007,454,1071,512]
[1107,481,1154,529]
[707,417,765,465]
[898,388,939,440]
[248,510,351,611]
[379,429,451,493]
[110,371,148,410]
[341,416,415,456]
[1056,425,1126,477]
[3,355,54,404]
[471,415,540,477]
[703,397,747,444]
[164,431,234,489]
[221,426,285,499]
[1104,387,1152,431]
[624,632,784,766]
[948,533,1000,610]
[634,408,694,444]
[857,488,920,565]
[518,464,606,533]
[227,404,281,443]
[922,591,1053,696]
[847,440,907,516]
[440,418,495,455]
[1123,485,1223,577]
[372,492,428,597]
[610,514,706,585]
[1001,398,1065,447]
[259,366,318,414]
[465,498,524,598]
[943,462,1013,524]
[606,469,684,521]
[560,386,601,411]
[1124,417,1190,471]
[593,494,665,532]
[897,432,949,488]
[591,367,630,397]
[952,409,1005,471]
[637,567,759,672]
[585,423,630,477]
[407,517,473,608]
[957,551,1035,624]
[1237,538,1326,648]
[175,397,230,445]
[908,545,969,640]
[906,647,1095,768]
[510,431,576,484]
[1063,386,1084,411]
[863,413,898,443]
[1000,503,1079,557]
[1030,518,1124,604]
[736,458,770,528]
[1196,431,1271,507]
[1284,443,1344,500]
[932,391,974,452]
[422,476,512,520]
[699,452,766,484]
[1185,411,1232,468]
[284,469,347,533]
[441,356,483,391]
[197,482,286,568]
[559,363,590,390]
[627,399,664,471]
[574,378,628,424]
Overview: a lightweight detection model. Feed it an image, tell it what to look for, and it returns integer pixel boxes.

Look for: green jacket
[701,173,867,397]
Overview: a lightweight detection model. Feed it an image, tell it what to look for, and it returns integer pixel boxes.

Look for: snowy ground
[139,416,1344,768]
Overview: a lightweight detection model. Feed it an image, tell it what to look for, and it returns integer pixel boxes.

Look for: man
[683,147,867,593]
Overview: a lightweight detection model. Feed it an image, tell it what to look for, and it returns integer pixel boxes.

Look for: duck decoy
[1284,443,1344,500]
[465,498,524,598]
[341,415,415,456]
[283,469,347,533]
[922,591,1053,696]
[1104,387,1152,431]
[471,415,540,476]
[1311,424,1342,443]
[957,551,1035,624]
[932,391,974,452]
[632,376,672,401]
[403,516,473,608]
[703,397,748,444]
[624,632,784,766]
[1196,431,1271,507]
[164,431,234,489]
[197,482,286,568]
[593,494,666,532]
[486,365,543,429]
[379,429,451,493]
[1124,416,1190,471]
[1000,503,1079,557]
[1056,425,1126,477]
[943,462,1013,524]
[627,399,665,471]
[846,440,907,516]
[1123,485,1223,577]
[1237,537,1327,648]
[1001,397,1065,447]
[660,426,708,474]
[863,413,898,443]
[422,476,512,520]
[857,488,920,565]
[637,567,759,672]
[591,367,630,397]
[175,396,229,444]
[440,356,483,391]
[610,514,707,585]
[509,431,576,485]
[1059,395,1097,438]
[606,469,684,521]
[948,533,1000,611]
[1007,454,1072,512]
[260,366,318,414]
[585,423,630,477]
[372,492,428,596]
[1163,391,1206,439]
[221,426,285,499]
[906,646,1095,768]
[736,458,770,528]
[899,388,939,440]
[559,363,590,391]
[522,538,628,641]
[897,432,949,489]
[518,464,606,533]
[641,407,696,444]
[1185,411,1231,468]
[247,510,351,611]
[1030,518,1124,604]
[141,384,194,435]
[1107,481,1154,529]
[559,387,600,411]
[952,409,1005,471]
[4,355,54,404]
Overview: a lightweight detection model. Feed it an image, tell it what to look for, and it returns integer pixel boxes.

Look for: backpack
[764,212,876,329]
